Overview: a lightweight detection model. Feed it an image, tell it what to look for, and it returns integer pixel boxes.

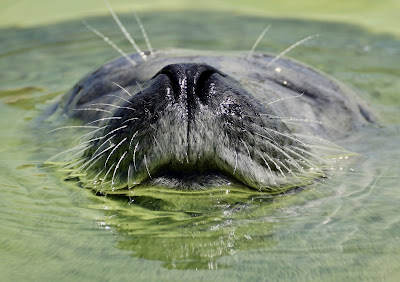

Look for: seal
[45,3,375,194]
[50,47,374,194]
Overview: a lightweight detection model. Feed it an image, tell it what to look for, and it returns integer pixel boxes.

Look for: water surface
[0,10,399,281]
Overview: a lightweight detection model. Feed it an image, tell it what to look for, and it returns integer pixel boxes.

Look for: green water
[1,9,400,282]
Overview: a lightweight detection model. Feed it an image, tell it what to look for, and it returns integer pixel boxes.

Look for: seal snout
[70,60,327,192]
[54,51,374,193]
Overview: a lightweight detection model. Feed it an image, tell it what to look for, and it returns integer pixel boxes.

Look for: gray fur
[55,49,374,193]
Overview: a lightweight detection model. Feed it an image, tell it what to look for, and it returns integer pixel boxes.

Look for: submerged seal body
[53,49,374,193]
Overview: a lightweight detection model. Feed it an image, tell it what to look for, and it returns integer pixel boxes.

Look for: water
[1,10,399,281]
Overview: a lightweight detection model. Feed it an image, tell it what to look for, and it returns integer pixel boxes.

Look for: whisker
[47,125,98,133]
[83,144,115,173]
[63,158,87,170]
[86,103,136,112]
[65,148,87,162]
[261,126,306,147]
[153,136,162,152]
[77,138,117,173]
[60,142,92,160]
[97,125,128,143]
[294,133,347,150]
[267,34,320,67]
[263,93,304,106]
[91,168,105,184]
[86,117,122,125]
[276,158,298,177]
[264,114,344,133]
[144,154,152,179]
[287,145,320,168]
[83,21,137,67]
[247,25,271,60]
[112,151,127,185]
[265,153,286,178]
[92,135,117,158]
[259,114,325,125]
[308,144,352,154]
[277,157,315,188]
[105,94,132,104]
[74,125,108,144]
[240,139,251,158]
[123,117,139,125]
[83,125,128,158]
[259,153,277,185]
[104,137,127,167]
[136,81,144,92]
[75,107,112,114]
[252,131,303,171]
[127,164,133,188]
[233,150,238,174]
[133,11,154,57]
[46,144,89,162]
[84,126,127,160]
[73,155,98,175]
[104,0,147,61]
[133,142,139,171]
[129,131,139,148]
[101,162,115,186]
[86,134,116,160]
[292,146,331,164]
[108,81,133,97]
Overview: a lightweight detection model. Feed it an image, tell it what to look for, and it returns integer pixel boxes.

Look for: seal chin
[81,63,320,192]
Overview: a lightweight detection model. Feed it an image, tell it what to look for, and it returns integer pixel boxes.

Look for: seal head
[56,50,374,193]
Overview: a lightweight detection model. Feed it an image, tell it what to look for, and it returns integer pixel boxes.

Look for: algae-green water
[1,2,400,281]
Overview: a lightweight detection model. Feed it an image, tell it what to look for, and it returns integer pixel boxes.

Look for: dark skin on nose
[155,63,223,119]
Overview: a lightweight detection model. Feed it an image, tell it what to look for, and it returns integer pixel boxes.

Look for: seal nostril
[156,64,221,101]
[157,68,181,97]
[194,69,217,103]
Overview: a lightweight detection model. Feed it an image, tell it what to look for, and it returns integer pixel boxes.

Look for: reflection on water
[0,11,399,280]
